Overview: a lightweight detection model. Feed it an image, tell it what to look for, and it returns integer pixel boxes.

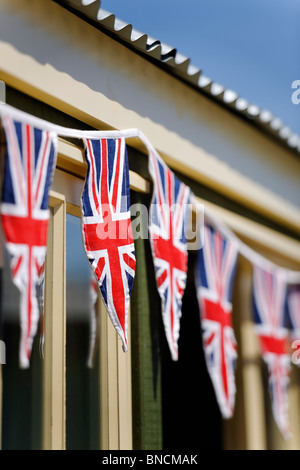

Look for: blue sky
[101,0,300,136]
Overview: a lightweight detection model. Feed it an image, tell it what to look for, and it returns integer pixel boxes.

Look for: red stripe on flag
[111,139,121,211]
[27,247,32,360]
[259,334,288,356]
[35,132,50,204]
[95,257,105,281]
[123,253,136,271]
[12,255,23,278]
[176,280,184,297]
[157,269,168,288]
[202,297,233,401]
[205,331,215,347]
[100,139,109,206]
[2,215,49,246]
[26,124,32,359]
[87,140,100,215]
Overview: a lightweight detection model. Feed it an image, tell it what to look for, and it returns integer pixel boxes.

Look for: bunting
[148,150,191,361]
[0,114,57,368]
[252,266,291,439]
[81,138,136,352]
[0,103,300,442]
[195,222,238,418]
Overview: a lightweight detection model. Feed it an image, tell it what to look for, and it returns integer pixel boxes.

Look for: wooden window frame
[43,191,66,450]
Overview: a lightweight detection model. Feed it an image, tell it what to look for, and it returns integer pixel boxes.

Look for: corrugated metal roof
[55,0,300,154]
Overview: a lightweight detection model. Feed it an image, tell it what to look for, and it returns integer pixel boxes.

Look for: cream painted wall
[0,0,300,208]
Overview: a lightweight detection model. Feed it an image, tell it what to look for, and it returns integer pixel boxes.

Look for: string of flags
[0,102,300,439]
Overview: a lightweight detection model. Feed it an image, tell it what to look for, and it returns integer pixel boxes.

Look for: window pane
[66,213,100,450]
[1,251,43,450]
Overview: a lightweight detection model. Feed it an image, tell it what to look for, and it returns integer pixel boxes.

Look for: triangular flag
[195,222,238,418]
[81,138,136,352]
[148,150,191,360]
[0,114,57,368]
[252,265,291,439]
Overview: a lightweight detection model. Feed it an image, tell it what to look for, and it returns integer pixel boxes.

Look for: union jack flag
[195,223,238,418]
[81,138,136,352]
[252,266,291,439]
[1,114,57,368]
[148,151,191,361]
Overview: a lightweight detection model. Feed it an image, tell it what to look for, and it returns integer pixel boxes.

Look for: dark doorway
[160,251,222,450]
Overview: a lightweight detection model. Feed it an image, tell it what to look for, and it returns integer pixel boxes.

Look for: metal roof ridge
[55,0,300,154]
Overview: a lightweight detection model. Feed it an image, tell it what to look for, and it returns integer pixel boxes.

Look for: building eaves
[54,0,300,155]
